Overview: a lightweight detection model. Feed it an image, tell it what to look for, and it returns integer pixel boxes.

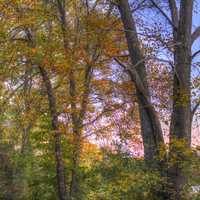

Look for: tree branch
[192,100,200,120]
[150,0,177,31]
[168,0,179,28]
[113,57,149,98]
[191,26,200,45]
[131,0,146,13]
[192,49,200,60]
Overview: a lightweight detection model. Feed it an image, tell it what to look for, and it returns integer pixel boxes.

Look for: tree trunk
[39,66,68,200]
[69,64,92,199]
[21,67,32,154]
[69,127,82,199]
[168,1,193,199]
[118,0,165,166]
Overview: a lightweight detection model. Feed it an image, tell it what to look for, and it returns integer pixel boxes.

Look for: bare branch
[113,57,149,98]
[191,26,200,45]
[192,49,200,60]
[150,0,177,31]
[192,100,200,120]
[131,0,146,13]
[168,0,179,28]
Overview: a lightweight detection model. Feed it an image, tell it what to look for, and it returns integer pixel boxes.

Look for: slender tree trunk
[69,127,82,199]
[68,68,81,199]
[39,4,67,199]
[56,2,82,197]
[39,66,68,200]
[56,1,94,197]
[69,64,92,199]
[21,66,32,154]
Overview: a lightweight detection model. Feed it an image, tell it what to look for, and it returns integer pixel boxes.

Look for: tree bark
[39,66,68,200]
[118,0,164,166]
[168,1,193,199]
[69,127,82,199]
[21,66,32,154]
[68,68,81,199]
[69,64,92,199]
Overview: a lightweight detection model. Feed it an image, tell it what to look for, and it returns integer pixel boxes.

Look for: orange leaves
[118,81,135,95]
[92,79,113,94]
[31,48,36,54]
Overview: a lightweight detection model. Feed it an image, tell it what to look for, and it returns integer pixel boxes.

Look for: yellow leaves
[81,140,102,167]
[53,59,71,73]
[168,138,192,168]
[82,11,124,58]
[31,45,71,73]
[157,143,168,162]
[86,12,107,32]
[17,0,38,7]
[4,0,39,25]
[173,89,190,107]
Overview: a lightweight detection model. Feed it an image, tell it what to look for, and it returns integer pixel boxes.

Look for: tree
[116,0,200,199]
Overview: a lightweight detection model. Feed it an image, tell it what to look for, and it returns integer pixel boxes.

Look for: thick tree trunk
[168,1,193,199]
[118,0,164,166]
[170,0,192,144]
[118,0,194,199]
[39,66,68,200]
